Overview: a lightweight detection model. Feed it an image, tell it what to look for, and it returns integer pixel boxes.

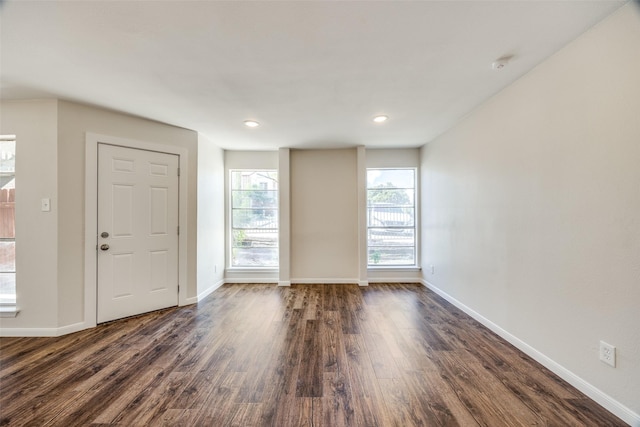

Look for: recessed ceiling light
[244,120,260,128]
[373,115,388,123]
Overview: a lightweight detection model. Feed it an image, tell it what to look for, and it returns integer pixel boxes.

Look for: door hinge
[177,167,180,176]
[177,226,180,235]
[177,285,180,294]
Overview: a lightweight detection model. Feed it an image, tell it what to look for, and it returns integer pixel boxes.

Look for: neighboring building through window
[230,170,278,267]
[367,168,416,266]
[0,135,16,305]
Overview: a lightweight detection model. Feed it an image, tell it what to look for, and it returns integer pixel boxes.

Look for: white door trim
[84,133,189,329]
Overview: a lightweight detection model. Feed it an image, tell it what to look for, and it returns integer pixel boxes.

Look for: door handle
[100,244,110,251]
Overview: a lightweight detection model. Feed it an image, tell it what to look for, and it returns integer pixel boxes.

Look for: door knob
[101,232,109,238]
[100,244,110,251]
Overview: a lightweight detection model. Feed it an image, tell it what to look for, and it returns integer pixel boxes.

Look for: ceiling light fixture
[373,115,388,123]
[244,120,260,128]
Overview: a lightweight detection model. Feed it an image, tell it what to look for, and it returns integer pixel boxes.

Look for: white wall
[197,134,225,298]
[0,100,59,330]
[223,148,421,284]
[0,99,199,334]
[278,148,291,286]
[421,3,640,421]
[58,101,199,326]
[367,148,420,169]
[290,149,359,282]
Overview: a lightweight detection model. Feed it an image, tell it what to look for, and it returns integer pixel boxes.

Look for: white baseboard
[196,279,225,302]
[223,279,364,286]
[359,280,369,287]
[184,296,198,305]
[57,321,93,336]
[0,321,92,337]
[421,280,640,427]
[223,278,279,284]
[367,277,423,283]
[291,278,359,284]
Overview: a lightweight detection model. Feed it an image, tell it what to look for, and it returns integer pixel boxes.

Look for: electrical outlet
[430,265,435,275]
[599,341,616,367]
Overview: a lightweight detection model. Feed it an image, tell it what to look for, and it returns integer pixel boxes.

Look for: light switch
[41,198,51,212]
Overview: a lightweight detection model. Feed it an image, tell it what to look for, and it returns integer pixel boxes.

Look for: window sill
[226,267,279,273]
[368,266,421,272]
[0,305,20,318]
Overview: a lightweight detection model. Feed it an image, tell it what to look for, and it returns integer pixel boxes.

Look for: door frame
[84,133,189,328]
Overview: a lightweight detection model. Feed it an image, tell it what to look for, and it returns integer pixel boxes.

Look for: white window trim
[228,169,279,269]
[0,306,19,318]
[366,167,419,268]
[0,134,17,311]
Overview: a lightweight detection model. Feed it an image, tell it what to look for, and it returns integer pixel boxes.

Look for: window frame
[0,134,16,309]
[366,167,418,268]
[228,169,279,269]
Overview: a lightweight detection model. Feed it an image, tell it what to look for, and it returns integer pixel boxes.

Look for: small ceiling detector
[492,55,513,71]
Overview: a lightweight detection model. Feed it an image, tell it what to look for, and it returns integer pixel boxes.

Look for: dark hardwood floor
[0,283,625,426]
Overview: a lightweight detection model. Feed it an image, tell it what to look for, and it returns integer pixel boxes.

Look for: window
[367,168,416,266]
[230,170,278,267]
[0,135,16,305]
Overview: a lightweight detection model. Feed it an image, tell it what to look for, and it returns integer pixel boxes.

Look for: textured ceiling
[0,1,627,150]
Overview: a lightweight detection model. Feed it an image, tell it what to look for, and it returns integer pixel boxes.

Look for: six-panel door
[97,144,179,323]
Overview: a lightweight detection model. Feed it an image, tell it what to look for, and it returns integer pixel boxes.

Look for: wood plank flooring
[0,283,626,426]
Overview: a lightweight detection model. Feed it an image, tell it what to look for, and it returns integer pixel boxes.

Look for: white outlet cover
[41,198,51,212]
[599,341,616,367]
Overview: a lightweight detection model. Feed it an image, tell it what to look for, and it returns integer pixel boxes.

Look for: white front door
[97,143,179,323]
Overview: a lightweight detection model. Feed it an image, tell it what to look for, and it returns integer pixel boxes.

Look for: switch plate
[599,341,616,367]
[41,198,51,212]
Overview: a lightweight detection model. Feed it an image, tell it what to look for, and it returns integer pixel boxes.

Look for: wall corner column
[278,148,291,286]
[357,146,368,286]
